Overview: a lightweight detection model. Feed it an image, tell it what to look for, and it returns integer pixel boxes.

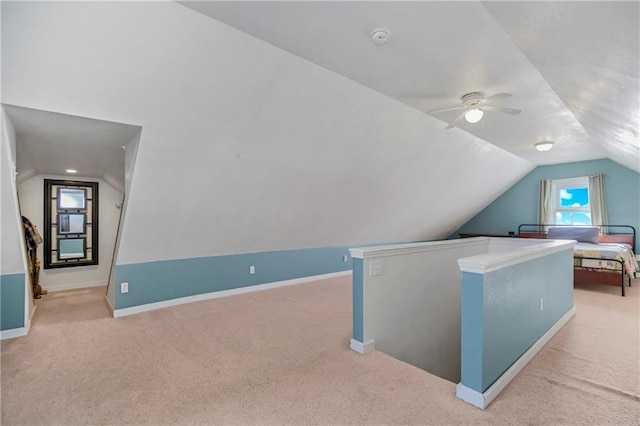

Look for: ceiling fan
[428,92,521,129]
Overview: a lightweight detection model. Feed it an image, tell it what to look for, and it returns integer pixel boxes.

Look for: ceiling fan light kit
[464,107,483,123]
[428,91,521,129]
[534,141,554,152]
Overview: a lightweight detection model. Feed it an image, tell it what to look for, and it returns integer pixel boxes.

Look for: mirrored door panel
[58,213,87,234]
[58,238,86,259]
[58,188,86,209]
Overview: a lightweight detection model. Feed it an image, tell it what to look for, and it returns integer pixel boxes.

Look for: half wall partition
[349,237,575,409]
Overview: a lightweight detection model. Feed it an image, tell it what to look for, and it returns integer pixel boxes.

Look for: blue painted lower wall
[1,274,25,331]
[460,250,574,393]
[115,246,352,309]
[455,159,640,253]
[460,272,484,392]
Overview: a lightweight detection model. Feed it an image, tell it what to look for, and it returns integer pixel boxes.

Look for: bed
[517,224,638,296]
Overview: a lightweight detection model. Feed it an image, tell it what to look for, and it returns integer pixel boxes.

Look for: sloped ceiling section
[4,105,141,193]
[0,108,25,276]
[180,1,639,172]
[2,1,532,266]
[484,1,640,172]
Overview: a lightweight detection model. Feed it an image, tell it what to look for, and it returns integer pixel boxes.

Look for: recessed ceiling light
[66,169,77,174]
[534,141,554,152]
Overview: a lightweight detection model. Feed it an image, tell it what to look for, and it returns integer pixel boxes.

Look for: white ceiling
[4,104,141,192]
[179,1,639,172]
[4,0,637,202]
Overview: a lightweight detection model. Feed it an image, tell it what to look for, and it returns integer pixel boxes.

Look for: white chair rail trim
[349,238,488,260]
[458,239,576,274]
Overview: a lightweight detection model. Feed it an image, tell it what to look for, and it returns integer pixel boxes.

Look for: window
[551,177,590,225]
[44,179,99,269]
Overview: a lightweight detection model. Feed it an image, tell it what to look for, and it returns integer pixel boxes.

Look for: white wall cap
[487,237,547,251]
[458,239,576,274]
[348,237,489,260]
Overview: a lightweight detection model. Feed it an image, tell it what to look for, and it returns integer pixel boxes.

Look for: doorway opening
[3,104,141,320]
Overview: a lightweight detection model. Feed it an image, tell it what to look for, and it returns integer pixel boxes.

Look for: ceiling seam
[234,53,284,161]
[479,1,595,152]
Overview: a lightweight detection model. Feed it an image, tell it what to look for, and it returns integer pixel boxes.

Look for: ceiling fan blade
[483,104,522,115]
[445,110,467,129]
[429,105,464,114]
[483,93,512,101]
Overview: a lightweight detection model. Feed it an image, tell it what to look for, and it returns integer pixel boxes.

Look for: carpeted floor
[1,275,639,425]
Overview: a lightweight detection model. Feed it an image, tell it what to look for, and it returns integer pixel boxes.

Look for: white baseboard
[104,294,115,315]
[1,305,36,340]
[456,305,577,409]
[44,280,106,292]
[350,338,375,355]
[112,270,352,318]
[28,304,36,329]
[0,326,29,340]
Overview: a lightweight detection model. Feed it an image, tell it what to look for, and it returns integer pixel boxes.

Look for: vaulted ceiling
[2,1,638,262]
[5,2,637,193]
[179,1,640,172]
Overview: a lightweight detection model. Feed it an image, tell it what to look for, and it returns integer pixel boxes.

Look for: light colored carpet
[1,275,639,425]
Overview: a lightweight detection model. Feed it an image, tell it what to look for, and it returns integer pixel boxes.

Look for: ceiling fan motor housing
[461,92,486,107]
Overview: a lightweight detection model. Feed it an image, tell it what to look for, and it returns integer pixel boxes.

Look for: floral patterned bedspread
[573,243,639,275]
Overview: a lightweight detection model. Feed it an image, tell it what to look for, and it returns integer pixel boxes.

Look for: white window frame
[550,176,590,225]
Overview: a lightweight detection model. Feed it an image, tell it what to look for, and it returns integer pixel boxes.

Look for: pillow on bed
[547,226,600,243]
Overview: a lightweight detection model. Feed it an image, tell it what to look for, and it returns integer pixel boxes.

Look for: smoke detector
[370,28,390,46]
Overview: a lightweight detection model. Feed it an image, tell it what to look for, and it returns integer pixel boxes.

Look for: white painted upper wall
[1,2,534,266]
[0,108,26,276]
[124,131,141,197]
[107,129,140,303]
